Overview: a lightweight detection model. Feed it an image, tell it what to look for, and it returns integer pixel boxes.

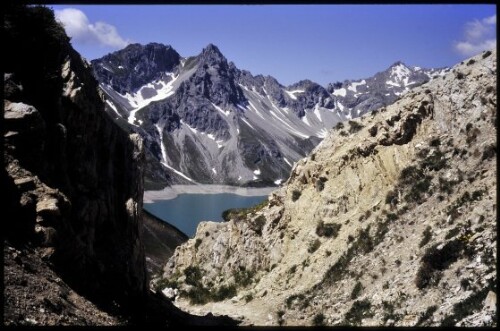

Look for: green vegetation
[308,239,321,253]
[313,313,326,326]
[286,293,310,309]
[277,310,285,326]
[415,240,464,289]
[419,226,432,248]
[350,281,363,299]
[415,305,438,326]
[315,177,328,192]
[482,143,496,160]
[348,120,364,133]
[316,221,341,238]
[441,287,492,326]
[184,266,202,286]
[178,266,241,304]
[233,267,255,287]
[344,299,373,325]
[292,190,302,202]
[251,215,266,235]
[447,190,485,221]
[221,199,268,221]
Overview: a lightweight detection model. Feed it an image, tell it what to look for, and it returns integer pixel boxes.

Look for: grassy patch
[221,199,268,221]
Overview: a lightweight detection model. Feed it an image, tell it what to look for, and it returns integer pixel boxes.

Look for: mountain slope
[161,49,496,326]
[327,61,449,119]
[3,5,237,326]
[93,44,449,188]
[92,44,347,187]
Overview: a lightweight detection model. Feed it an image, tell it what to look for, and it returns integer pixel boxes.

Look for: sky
[51,4,496,86]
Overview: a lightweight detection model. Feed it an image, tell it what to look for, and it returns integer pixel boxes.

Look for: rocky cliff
[162,49,497,326]
[3,5,147,323]
[3,5,236,327]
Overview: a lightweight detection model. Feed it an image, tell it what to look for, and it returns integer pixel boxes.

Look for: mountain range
[91,43,448,188]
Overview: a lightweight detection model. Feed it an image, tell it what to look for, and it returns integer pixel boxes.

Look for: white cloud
[55,8,129,48]
[455,15,496,56]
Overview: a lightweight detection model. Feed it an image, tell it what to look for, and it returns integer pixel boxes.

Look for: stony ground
[160,49,497,326]
[4,243,122,326]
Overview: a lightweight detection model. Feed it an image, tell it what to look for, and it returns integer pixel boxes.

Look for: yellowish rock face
[162,49,497,327]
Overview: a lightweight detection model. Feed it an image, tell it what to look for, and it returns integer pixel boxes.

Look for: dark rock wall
[4,5,146,315]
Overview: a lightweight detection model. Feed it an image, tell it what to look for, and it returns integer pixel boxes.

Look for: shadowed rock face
[4,6,240,327]
[3,5,147,317]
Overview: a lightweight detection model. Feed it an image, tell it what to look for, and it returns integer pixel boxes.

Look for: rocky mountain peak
[198,43,228,67]
[91,42,180,94]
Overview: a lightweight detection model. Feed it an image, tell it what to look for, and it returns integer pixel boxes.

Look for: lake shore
[143,184,278,203]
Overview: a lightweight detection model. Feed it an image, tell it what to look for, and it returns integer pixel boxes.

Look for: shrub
[385,190,398,205]
[420,149,446,171]
[244,293,254,302]
[252,215,266,235]
[368,125,378,137]
[441,287,491,326]
[233,267,255,287]
[213,284,237,301]
[316,221,341,238]
[348,120,364,133]
[313,313,326,326]
[415,240,464,289]
[404,176,432,203]
[344,299,373,325]
[429,137,441,147]
[277,310,285,326]
[351,281,363,299]
[291,190,301,202]
[482,50,492,58]
[445,227,460,240]
[419,226,432,248]
[482,144,496,160]
[184,266,202,286]
[308,239,321,253]
[286,293,306,309]
[195,238,202,249]
[335,122,344,130]
[185,286,211,304]
[315,176,328,192]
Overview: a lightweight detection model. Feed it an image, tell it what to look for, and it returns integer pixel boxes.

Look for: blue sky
[51,4,496,86]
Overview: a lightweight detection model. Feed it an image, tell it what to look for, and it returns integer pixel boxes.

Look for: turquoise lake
[143,193,268,237]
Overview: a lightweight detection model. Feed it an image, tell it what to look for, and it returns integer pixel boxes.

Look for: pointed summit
[198,43,227,66]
